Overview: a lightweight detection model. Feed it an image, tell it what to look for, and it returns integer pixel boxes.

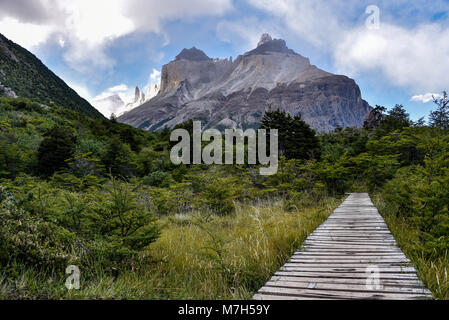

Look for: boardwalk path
[253,193,433,300]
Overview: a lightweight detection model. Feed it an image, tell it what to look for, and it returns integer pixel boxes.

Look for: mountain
[125,86,147,112]
[146,83,160,101]
[92,84,161,118]
[118,34,372,132]
[0,33,103,118]
[92,94,126,118]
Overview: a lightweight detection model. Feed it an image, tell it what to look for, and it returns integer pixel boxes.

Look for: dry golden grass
[373,194,449,300]
[4,197,339,300]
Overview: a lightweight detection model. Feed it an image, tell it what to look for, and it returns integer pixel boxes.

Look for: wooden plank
[304,240,397,245]
[308,236,396,244]
[302,248,403,252]
[302,244,398,249]
[281,266,417,273]
[289,259,411,264]
[274,271,420,280]
[253,294,340,300]
[316,226,390,229]
[311,231,392,234]
[257,286,431,300]
[293,251,407,255]
[291,257,407,261]
[253,193,433,300]
[264,280,430,295]
[270,276,426,288]
[307,234,394,238]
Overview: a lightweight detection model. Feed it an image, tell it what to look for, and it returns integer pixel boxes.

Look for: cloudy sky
[0,0,448,119]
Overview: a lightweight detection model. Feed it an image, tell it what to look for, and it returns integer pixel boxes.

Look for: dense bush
[0,187,80,271]
[1,95,448,299]
[37,126,77,177]
[143,171,173,187]
[260,109,321,160]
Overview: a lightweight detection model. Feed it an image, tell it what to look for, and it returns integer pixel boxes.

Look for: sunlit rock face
[118,34,372,132]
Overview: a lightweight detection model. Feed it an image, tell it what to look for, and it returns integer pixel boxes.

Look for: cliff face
[118,34,372,132]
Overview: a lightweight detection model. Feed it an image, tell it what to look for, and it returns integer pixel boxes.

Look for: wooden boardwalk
[253,193,433,300]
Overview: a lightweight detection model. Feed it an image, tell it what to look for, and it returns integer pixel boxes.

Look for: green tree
[102,136,136,177]
[381,104,412,132]
[92,177,160,253]
[363,105,386,130]
[37,126,77,177]
[429,91,449,130]
[260,109,320,160]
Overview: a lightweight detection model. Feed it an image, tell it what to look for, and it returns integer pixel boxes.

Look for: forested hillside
[0,34,103,118]
[0,94,448,299]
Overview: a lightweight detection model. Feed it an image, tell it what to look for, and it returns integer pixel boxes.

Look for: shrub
[37,125,77,177]
[0,186,80,271]
[201,178,238,215]
[101,136,137,177]
[90,177,161,255]
[143,171,173,187]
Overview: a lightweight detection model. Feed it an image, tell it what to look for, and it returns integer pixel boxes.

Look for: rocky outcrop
[0,67,16,97]
[0,84,18,98]
[92,83,161,118]
[125,86,146,110]
[118,34,372,132]
[146,83,160,101]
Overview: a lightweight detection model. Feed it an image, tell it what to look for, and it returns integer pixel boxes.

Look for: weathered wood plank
[253,294,340,300]
[289,259,411,264]
[265,280,429,294]
[281,266,417,273]
[302,248,403,253]
[257,286,431,300]
[253,193,433,300]
[274,271,420,280]
[270,276,426,288]
[292,252,408,256]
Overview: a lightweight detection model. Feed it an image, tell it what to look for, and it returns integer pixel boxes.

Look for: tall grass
[373,194,449,300]
[0,197,340,299]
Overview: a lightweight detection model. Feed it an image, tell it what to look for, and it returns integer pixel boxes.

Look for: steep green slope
[0,33,103,118]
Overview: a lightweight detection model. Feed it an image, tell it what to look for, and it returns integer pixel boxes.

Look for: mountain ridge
[118,34,372,132]
[0,33,104,118]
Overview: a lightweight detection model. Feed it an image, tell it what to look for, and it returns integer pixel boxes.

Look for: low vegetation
[0,93,448,299]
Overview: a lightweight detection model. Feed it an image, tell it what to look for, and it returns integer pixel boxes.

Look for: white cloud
[246,0,344,48]
[92,68,163,117]
[124,0,232,33]
[93,84,132,102]
[411,93,443,103]
[217,17,282,52]
[233,0,449,94]
[65,81,92,101]
[108,84,130,93]
[0,0,232,72]
[91,84,134,117]
[150,69,161,84]
[0,17,53,48]
[334,24,449,93]
[60,0,134,44]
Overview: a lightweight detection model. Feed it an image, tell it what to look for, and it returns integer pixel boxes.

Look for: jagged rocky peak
[133,86,145,103]
[119,33,372,132]
[258,33,273,46]
[146,83,160,101]
[175,47,211,61]
[246,33,296,56]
